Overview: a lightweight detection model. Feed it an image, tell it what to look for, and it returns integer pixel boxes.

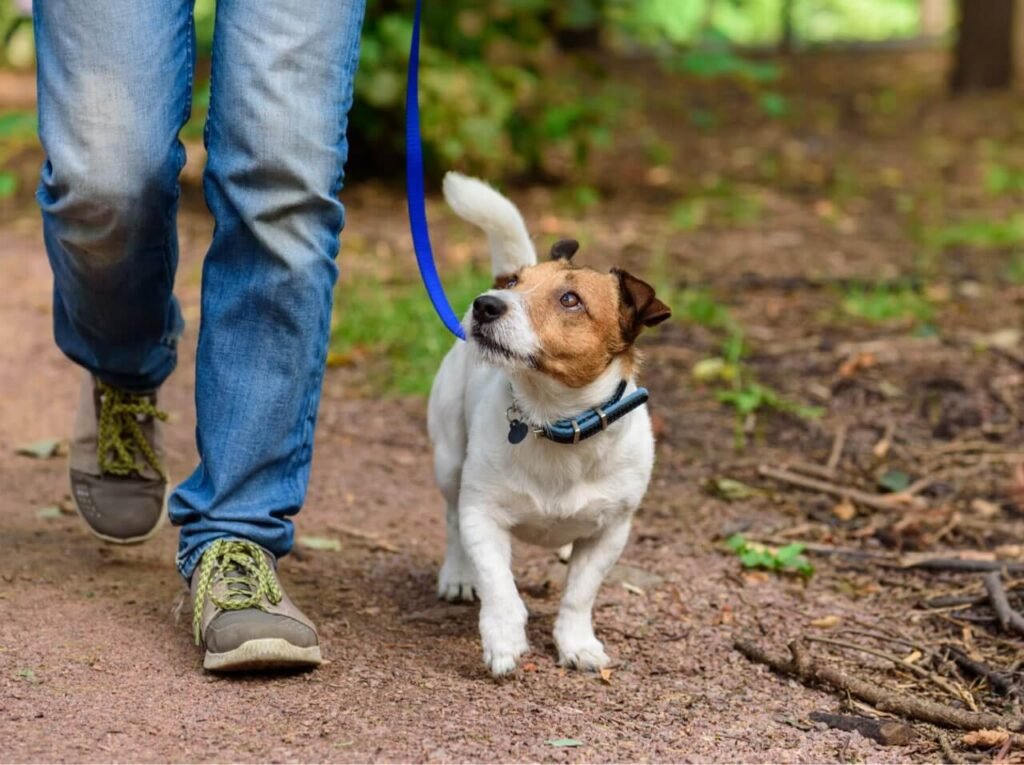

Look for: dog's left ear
[613,268,671,341]
[550,239,579,261]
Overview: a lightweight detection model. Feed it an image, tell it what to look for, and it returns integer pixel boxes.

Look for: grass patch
[840,284,933,324]
[329,265,489,396]
[923,215,1024,250]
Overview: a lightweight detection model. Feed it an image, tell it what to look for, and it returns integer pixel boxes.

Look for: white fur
[442,172,536,276]
[428,174,657,677]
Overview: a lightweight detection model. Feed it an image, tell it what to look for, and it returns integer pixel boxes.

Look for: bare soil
[2,47,1024,763]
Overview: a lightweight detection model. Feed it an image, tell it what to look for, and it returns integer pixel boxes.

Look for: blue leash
[405,0,466,341]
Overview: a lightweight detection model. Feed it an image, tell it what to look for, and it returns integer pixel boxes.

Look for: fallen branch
[983,572,1024,637]
[808,711,916,746]
[904,558,1024,574]
[942,645,1017,698]
[733,637,1022,732]
[757,465,923,513]
[805,635,970,705]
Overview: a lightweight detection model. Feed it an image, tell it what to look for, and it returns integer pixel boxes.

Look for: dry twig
[805,635,971,706]
[758,465,922,512]
[983,572,1024,637]
[733,637,1022,731]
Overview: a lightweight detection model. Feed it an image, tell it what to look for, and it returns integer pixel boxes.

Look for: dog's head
[469,239,671,387]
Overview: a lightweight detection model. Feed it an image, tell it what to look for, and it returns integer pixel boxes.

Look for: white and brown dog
[428,173,670,677]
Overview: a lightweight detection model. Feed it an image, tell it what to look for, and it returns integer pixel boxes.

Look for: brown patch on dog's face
[501,260,670,388]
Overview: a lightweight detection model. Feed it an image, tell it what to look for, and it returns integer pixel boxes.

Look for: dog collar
[506,380,650,446]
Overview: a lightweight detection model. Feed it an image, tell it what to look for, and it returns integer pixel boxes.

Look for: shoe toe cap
[205,610,319,654]
[70,470,165,542]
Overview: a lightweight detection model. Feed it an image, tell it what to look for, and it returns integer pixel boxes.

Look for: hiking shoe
[69,372,169,544]
[191,539,322,672]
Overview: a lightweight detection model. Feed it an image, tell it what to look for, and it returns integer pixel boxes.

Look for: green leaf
[758,91,788,118]
[546,739,583,748]
[877,469,911,493]
[298,535,342,552]
[725,534,747,553]
[774,543,806,565]
[36,506,63,520]
[15,439,61,459]
[16,668,38,683]
[0,171,17,199]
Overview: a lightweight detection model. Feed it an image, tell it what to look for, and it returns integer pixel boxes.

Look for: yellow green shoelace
[96,381,168,478]
[192,539,283,645]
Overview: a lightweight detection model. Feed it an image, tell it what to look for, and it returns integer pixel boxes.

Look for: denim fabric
[34,0,366,578]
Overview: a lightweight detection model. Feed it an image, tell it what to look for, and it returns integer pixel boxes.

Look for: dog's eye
[560,291,581,309]
[504,277,518,289]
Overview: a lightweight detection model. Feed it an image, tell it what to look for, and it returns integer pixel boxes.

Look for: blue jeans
[34,0,366,578]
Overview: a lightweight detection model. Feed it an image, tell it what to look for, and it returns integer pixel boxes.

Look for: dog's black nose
[473,295,507,324]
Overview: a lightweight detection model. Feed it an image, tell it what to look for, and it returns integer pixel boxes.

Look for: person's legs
[170,0,365,669]
[34,0,193,543]
[34,0,191,392]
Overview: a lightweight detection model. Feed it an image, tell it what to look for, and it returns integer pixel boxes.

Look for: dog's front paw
[557,640,610,671]
[480,606,529,677]
[437,555,476,602]
[555,621,610,671]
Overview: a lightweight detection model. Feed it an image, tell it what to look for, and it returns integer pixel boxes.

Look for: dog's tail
[442,172,536,276]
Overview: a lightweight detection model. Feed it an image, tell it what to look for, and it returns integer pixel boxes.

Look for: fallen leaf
[838,352,877,378]
[36,506,63,520]
[970,498,1002,519]
[298,535,342,552]
[546,739,583,748]
[522,662,538,672]
[16,668,38,683]
[962,730,1010,748]
[832,499,857,522]
[878,469,911,493]
[15,439,62,459]
[705,477,762,501]
[599,668,613,685]
[810,615,841,629]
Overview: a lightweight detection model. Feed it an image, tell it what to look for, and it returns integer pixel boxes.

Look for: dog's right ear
[613,268,671,342]
[550,239,579,261]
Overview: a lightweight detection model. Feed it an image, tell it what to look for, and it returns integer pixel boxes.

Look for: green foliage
[0,110,36,140]
[0,170,16,199]
[983,163,1024,196]
[924,216,1024,250]
[840,284,934,323]
[1007,252,1024,285]
[329,264,488,396]
[726,534,814,578]
[670,182,762,232]
[716,381,824,421]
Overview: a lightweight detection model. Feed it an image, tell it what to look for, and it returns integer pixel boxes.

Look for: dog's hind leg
[435,448,477,602]
[554,519,631,671]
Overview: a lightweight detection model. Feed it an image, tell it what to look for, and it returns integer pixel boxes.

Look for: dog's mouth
[471,326,537,367]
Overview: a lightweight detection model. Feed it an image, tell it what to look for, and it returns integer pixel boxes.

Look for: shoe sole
[204,638,323,672]
[69,460,170,546]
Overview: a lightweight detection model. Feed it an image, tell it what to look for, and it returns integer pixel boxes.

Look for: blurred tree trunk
[919,0,951,37]
[780,0,796,53]
[950,0,1015,92]
[1016,0,1024,88]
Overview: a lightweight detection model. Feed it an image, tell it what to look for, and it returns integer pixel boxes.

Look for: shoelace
[192,539,283,645]
[96,381,168,478]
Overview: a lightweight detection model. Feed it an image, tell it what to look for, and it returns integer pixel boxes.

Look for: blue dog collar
[506,381,650,446]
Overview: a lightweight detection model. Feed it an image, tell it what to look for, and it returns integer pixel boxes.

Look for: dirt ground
[2,48,1024,763]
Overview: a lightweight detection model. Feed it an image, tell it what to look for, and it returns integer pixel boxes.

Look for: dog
[427,173,671,677]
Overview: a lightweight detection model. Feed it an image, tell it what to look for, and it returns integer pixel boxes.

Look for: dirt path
[0,201,932,764]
